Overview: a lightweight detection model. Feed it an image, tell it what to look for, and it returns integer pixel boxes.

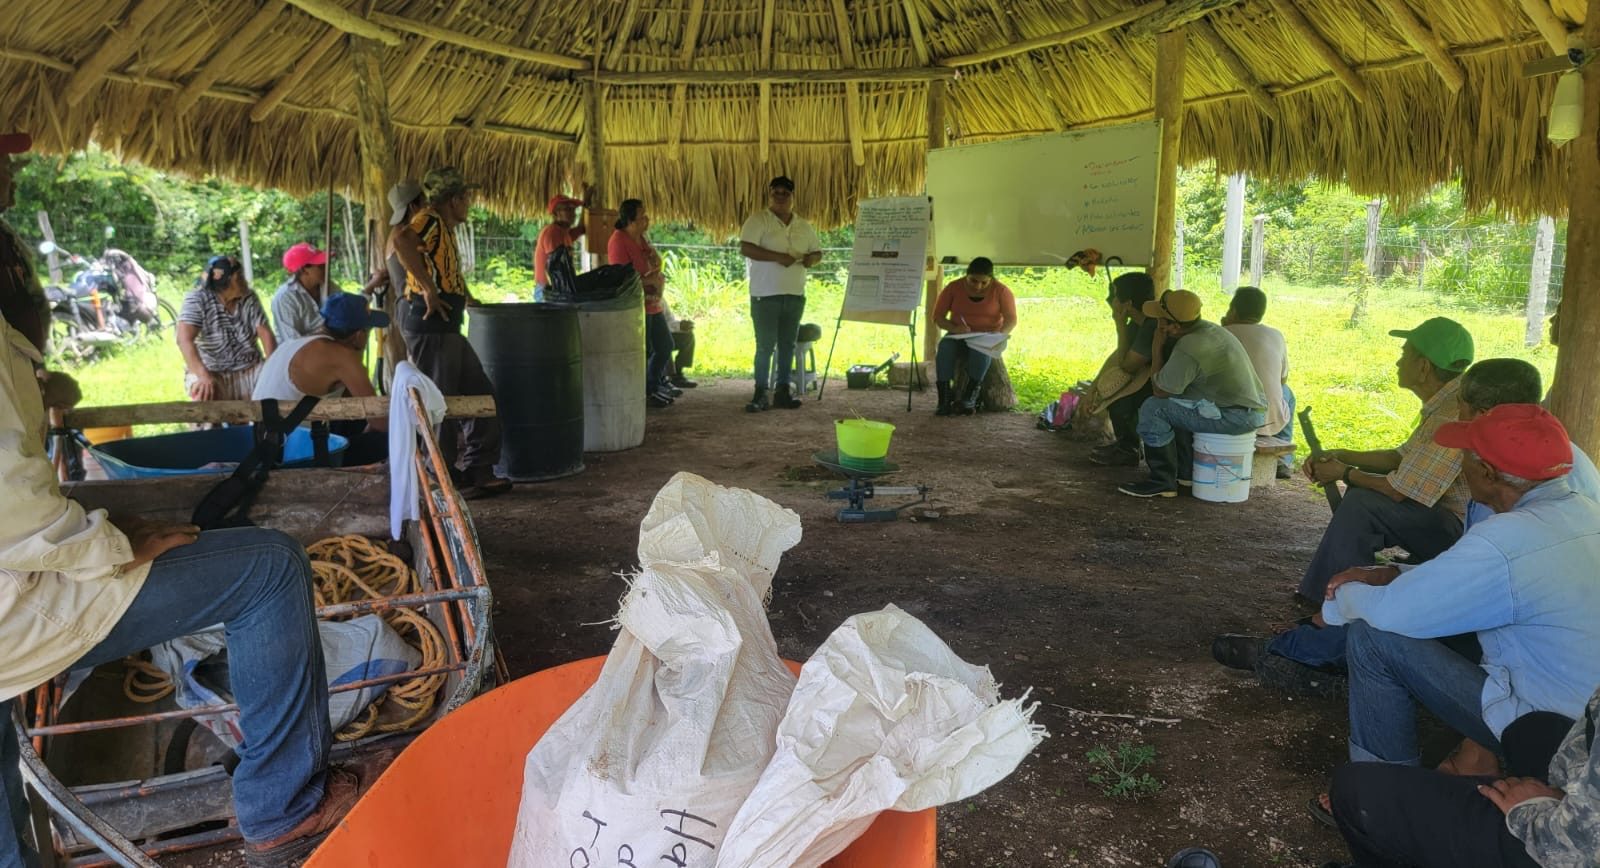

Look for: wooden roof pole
[388,0,473,97]
[981,0,1066,130]
[176,0,287,115]
[578,67,956,84]
[1370,0,1466,92]
[348,33,404,385]
[369,12,588,70]
[758,0,776,165]
[669,0,707,160]
[604,0,644,70]
[252,27,345,122]
[284,0,400,45]
[63,0,186,106]
[1513,0,1572,55]
[1192,18,1280,123]
[940,1,1168,66]
[467,0,549,130]
[901,0,930,65]
[922,78,946,361]
[1546,0,1600,455]
[1264,0,1370,103]
[1149,27,1186,290]
[829,0,866,166]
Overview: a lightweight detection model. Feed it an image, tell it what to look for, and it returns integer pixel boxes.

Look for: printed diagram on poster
[842,197,931,317]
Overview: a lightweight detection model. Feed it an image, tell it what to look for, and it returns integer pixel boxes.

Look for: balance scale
[812,450,929,523]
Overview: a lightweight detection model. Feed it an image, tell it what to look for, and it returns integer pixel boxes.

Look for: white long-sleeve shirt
[0,319,145,702]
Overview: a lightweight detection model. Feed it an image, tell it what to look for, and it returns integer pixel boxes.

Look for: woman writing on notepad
[932,257,1017,416]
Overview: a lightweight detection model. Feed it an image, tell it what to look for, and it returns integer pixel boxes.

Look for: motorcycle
[39,242,177,361]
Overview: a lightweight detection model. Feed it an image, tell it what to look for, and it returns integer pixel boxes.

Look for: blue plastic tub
[89,426,348,480]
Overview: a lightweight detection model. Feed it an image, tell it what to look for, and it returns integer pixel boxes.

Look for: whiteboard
[925,121,1161,267]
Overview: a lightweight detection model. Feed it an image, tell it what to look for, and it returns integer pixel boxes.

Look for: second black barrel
[467,303,584,481]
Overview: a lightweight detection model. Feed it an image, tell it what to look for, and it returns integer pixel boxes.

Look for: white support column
[1221,173,1245,291]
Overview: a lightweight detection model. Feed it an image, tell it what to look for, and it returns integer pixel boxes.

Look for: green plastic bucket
[835,419,895,471]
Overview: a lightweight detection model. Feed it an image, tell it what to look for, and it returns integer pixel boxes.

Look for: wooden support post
[1363,199,1382,275]
[349,35,403,385]
[1192,19,1280,123]
[923,79,947,362]
[1526,216,1556,347]
[252,27,344,122]
[239,218,254,287]
[1514,0,1572,55]
[759,0,776,165]
[1173,220,1185,290]
[1265,0,1371,103]
[176,0,286,114]
[1250,214,1266,284]
[64,0,184,106]
[1150,28,1187,291]
[582,80,606,217]
[1549,0,1600,454]
[1221,172,1245,290]
[1371,0,1466,92]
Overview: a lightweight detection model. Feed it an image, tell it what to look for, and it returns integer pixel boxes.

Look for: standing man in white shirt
[1221,286,1295,477]
[739,176,822,412]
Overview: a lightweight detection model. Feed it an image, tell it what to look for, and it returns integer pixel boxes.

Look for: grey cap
[388,179,423,226]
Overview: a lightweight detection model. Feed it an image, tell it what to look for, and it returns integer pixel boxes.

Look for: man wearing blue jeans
[1,148,350,866]
[1117,290,1267,498]
[740,176,821,412]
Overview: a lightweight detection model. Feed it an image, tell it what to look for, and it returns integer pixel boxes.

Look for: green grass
[58,266,1556,454]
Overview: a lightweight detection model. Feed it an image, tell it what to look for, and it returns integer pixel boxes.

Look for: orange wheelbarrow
[308,656,937,867]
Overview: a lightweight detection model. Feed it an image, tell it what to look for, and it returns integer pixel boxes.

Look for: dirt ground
[471,377,1363,868]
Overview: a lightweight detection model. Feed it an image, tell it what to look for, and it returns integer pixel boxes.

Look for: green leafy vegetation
[1085,742,1162,800]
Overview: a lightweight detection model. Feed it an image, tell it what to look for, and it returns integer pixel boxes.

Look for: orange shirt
[533,222,584,287]
[933,277,1016,333]
[607,230,664,315]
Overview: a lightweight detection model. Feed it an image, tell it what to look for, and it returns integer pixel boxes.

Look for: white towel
[388,361,447,540]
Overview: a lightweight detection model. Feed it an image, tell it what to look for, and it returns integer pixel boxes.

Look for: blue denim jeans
[645,311,674,393]
[1276,384,1297,470]
[935,337,993,385]
[1,528,330,866]
[1297,487,1463,600]
[1136,396,1265,448]
[751,294,806,390]
[1268,622,1349,669]
[1345,620,1497,765]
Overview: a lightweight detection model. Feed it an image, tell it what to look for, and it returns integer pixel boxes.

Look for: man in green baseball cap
[1213,315,1479,687]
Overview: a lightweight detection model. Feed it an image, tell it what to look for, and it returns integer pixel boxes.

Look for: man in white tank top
[252,294,389,464]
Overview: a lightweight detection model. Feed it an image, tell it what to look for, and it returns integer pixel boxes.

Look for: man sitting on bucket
[1117,289,1267,498]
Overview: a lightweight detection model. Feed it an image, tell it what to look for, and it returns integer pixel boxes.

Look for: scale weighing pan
[813,449,899,478]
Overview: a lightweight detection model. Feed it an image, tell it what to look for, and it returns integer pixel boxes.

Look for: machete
[1298,405,1342,512]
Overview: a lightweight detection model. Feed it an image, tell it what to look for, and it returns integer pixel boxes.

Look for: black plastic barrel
[467,303,584,481]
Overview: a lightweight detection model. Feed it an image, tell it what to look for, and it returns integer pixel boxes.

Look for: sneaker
[244,767,359,867]
[665,385,684,398]
[648,392,674,408]
[1117,478,1177,498]
[1089,444,1141,467]
[670,376,698,389]
[1211,634,1269,671]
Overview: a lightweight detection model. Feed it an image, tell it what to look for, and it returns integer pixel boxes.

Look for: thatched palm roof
[1,0,1587,230]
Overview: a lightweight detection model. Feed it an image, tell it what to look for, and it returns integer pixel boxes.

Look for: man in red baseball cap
[533,194,586,301]
[1316,403,1600,868]
[270,241,344,343]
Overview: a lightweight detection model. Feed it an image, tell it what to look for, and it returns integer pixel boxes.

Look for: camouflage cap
[421,166,480,202]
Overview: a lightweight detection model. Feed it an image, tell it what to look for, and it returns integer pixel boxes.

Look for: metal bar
[13,706,158,868]
[410,388,491,591]
[314,586,483,617]
[65,826,242,867]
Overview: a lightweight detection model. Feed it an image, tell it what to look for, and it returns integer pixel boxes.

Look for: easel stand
[816,311,919,412]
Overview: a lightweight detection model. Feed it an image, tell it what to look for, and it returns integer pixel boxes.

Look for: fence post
[1221,173,1246,290]
[238,217,254,287]
[1173,220,1185,290]
[35,211,62,285]
[1363,199,1382,275]
[1249,214,1266,284]
[1526,216,1556,346]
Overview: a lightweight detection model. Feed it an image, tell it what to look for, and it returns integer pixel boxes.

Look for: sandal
[1307,793,1337,829]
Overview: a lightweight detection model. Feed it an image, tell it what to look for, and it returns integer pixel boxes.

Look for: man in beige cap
[1118,289,1267,498]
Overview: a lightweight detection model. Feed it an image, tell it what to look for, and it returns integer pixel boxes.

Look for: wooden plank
[176,0,287,114]
[251,27,345,122]
[64,0,186,106]
[1265,0,1371,103]
[1514,0,1572,55]
[923,78,946,361]
[902,0,930,65]
[284,0,400,45]
[1150,28,1186,291]
[1192,19,1280,123]
[981,0,1065,130]
[1546,0,1600,454]
[940,1,1167,67]
[65,395,497,428]
[1371,0,1466,92]
[370,11,588,70]
[576,66,956,85]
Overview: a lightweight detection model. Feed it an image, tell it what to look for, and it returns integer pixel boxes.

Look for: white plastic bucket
[1191,432,1255,504]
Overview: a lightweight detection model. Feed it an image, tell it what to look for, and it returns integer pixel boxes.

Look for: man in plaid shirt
[1213,318,1476,686]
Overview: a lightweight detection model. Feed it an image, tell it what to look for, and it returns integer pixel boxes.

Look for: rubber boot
[958,381,981,416]
[935,381,953,416]
[1118,440,1178,498]
[744,386,769,413]
[773,382,802,409]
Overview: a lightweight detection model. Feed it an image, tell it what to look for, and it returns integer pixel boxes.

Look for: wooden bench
[1251,441,1297,488]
